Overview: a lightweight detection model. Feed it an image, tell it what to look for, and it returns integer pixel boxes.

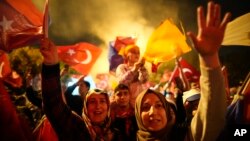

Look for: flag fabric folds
[58,42,102,75]
[108,41,124,73]
[33,116,58,141]
[222,13,250,46]
[0,0,43,52]
[171,58,200,83]
[114,36,136,52]
[108,36,136,74]
[0,51,12,78]
[0,80,33,141]
[227,72,250,123]
[144,19,191,64]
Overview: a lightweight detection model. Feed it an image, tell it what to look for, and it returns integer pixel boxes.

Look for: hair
[119,45,140,63]
[114,83,129,93]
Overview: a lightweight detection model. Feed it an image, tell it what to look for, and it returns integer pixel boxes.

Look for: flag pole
[163,57,179,91]
[43,0,49,38]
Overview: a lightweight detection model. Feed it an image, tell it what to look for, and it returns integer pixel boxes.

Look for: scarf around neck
[82,89,113,141]
[135,89,173,141]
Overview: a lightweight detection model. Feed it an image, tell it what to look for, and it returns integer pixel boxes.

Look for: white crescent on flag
[0,62,4,78]
[182,68,192,74]
[73,49,92,64]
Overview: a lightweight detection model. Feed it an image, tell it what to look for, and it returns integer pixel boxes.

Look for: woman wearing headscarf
[135,89,175,141]
[116,45,149,108]
[40,39,122,141]
[135,1,231,141]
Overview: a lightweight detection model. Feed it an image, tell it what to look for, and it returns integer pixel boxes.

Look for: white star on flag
[0,16,14,32]
[67,49,76,56]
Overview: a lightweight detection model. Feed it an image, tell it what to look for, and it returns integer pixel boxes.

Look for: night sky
[33,0,250,86]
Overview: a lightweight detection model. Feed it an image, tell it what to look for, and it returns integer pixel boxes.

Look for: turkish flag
[0,0,44,52]
[0,51,12,78]
[0,80,33,141]
[33,116,58,141]
[58,42,102,75]
[172,58,200,83]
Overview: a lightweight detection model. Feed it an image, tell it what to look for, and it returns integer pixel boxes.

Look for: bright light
[67,75,96,95]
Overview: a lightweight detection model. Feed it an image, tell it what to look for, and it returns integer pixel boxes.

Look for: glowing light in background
[67,75,96,95]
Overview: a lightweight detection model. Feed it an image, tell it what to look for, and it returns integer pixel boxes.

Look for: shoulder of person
[110,127,124,141]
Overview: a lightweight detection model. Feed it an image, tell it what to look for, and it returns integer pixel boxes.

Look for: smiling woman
[82,89,112,140]
[40,38,123,141]
[83,89,109,124]
[135,89,173,140]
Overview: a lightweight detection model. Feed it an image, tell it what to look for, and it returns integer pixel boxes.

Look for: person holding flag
[39,1,231,140]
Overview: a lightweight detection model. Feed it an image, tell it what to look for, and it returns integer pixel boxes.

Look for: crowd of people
[2,1,248,141]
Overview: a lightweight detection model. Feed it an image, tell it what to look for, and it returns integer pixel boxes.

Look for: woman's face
[87,94,108,123]
[141,93,167,131]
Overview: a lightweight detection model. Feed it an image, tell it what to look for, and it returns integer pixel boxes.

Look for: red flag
[0,0,43,52]
[0,80,33,141]
[33,116,58,141]
[58,42,102,75]
[114,36,136,52]
[108,36,136,74]
[3,70,23,88]
[151,62,161,73]
[172,58,200,83]
[0,51,12,78]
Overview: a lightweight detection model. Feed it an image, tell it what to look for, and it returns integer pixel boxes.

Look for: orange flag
[144,19,191,64]
[58,42,102,75]
[0,0,44,52]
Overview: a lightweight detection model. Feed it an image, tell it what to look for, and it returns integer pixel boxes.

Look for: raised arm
[187,2,231,141]
[187,1,230,68]
[40,38,84,140]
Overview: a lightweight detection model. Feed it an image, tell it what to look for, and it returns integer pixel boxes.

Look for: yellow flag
[144,19,191,64]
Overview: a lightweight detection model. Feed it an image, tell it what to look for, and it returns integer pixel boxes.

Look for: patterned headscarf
[135,88,173,141]
[82,89,112,141]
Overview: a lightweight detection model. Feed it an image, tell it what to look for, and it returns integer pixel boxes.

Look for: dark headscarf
[135,89,173,141]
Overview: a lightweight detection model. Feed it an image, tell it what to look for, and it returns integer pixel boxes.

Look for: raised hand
[187,1,231,57]
[40,38,58,65]
[77,75,86,85]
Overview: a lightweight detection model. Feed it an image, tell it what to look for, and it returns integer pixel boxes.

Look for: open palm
[188,2,231,57]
